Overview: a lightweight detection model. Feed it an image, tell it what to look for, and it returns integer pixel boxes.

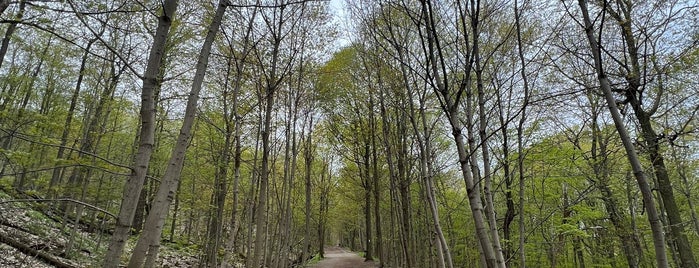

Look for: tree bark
[221,8,257,267]
[125,1,226,267]
[419,0,501,267]
[103,2,179,266]
[369,93,385,267]
[0,0,25,70]
[49,36,97,197]
[576,1,668,267]
[363,140,374,261]
[606,1,697,265]
[0,0,10,16]
[302,113,314,263]
[475,53,506,267]
[513,1,530,266]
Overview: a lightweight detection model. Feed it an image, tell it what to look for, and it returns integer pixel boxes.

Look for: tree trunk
[103,1,179,266]
[604,2,696,266]
[318,161,329,259]
[420,1,501,266]
[0,0,25,70]
[369,93,385,267]
[125,1,226,267]
[49,37,97,196]
[513,1,530,266]
[576,1,668,267]
[302,114,314,263]
[475,54,506,267]
[363,141,374,261]
[221,9,256,267]
[587,96,643,268]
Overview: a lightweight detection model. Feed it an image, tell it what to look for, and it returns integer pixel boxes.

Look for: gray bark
[0,0,25,70]
[103,2,179,266]
[419,0,501,267]
[0,0,10,16]
[125,1,227,267]
[576,1,668,267]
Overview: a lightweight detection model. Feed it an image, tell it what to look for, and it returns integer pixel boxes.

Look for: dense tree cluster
[0,0,697,268]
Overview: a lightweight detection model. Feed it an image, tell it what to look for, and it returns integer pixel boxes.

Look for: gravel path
[307,247,378,268]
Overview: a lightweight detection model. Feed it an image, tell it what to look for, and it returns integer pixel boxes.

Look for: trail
[307,247,378,268]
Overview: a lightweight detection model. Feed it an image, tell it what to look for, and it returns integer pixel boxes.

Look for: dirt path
[307,247,378,268]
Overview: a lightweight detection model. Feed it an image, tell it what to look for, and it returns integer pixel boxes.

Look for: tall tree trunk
[126,2,226,267]
[603,1,696,266]
[420,1,501,266]
[576,1,668,267]
[302,114,313,263]
[377,75,399,268]
[401,56,452,268]
[221,9,256,267]
[0,0,10,16]
[363,141,374,261]
[103,1,179,266]
[369,93,385,267]
[0,0,25,70]
[49,36,97,196]
[318,160,329,259]
[587,95,643,268]
[251,2,292,264]
[475,55,506,267]
[513,1,530,266]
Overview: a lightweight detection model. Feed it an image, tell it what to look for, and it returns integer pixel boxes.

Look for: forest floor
[0,188,199,267]
[307,247,378,268]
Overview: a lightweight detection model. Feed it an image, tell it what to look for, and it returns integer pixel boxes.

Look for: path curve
[307,247,378,268]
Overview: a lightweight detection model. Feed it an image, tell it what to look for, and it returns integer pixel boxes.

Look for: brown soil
[307,247,379,268]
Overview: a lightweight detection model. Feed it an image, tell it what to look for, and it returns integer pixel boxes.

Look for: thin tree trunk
[126,2,226,267]
[221,9,257,267]
[49,37,97,195]
[401,60,452,268]
[318,160,329,259]
[103,2,179,266]
[603,2,696,266]
[420,1,501,266]
[302,114,313,263]
[513,1,530,266]
[369,93,385,267]
[0,0,25,70]
[576,1,668,267]
[363,140,374,261]
[586,95,643,268]
[475,57,506,267]
[251,3,290,265]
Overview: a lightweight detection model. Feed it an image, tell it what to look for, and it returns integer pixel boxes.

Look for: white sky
[329,0,352,49]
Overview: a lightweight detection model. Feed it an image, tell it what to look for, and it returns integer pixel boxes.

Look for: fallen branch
[0,198,116,219]
[0,232,77,268]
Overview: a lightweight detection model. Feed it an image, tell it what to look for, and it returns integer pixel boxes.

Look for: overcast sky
[329,0,351,49]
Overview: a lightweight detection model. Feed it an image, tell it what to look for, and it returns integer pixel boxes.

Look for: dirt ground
[307,247,379,268]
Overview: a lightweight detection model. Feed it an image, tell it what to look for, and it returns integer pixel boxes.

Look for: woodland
[0,0,697,268]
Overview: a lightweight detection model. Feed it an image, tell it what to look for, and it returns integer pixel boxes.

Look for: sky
[329,0,352,49]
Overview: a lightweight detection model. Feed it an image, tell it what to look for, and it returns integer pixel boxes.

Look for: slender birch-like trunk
[576,1,668,267]
[103,2,179,266]
[126,1,227,267]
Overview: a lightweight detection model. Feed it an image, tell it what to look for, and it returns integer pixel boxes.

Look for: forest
[0,0,697,267]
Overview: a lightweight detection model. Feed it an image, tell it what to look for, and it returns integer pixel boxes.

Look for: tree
[126,1,228,267]
[104,1,180,266]
[574,0,668,267]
